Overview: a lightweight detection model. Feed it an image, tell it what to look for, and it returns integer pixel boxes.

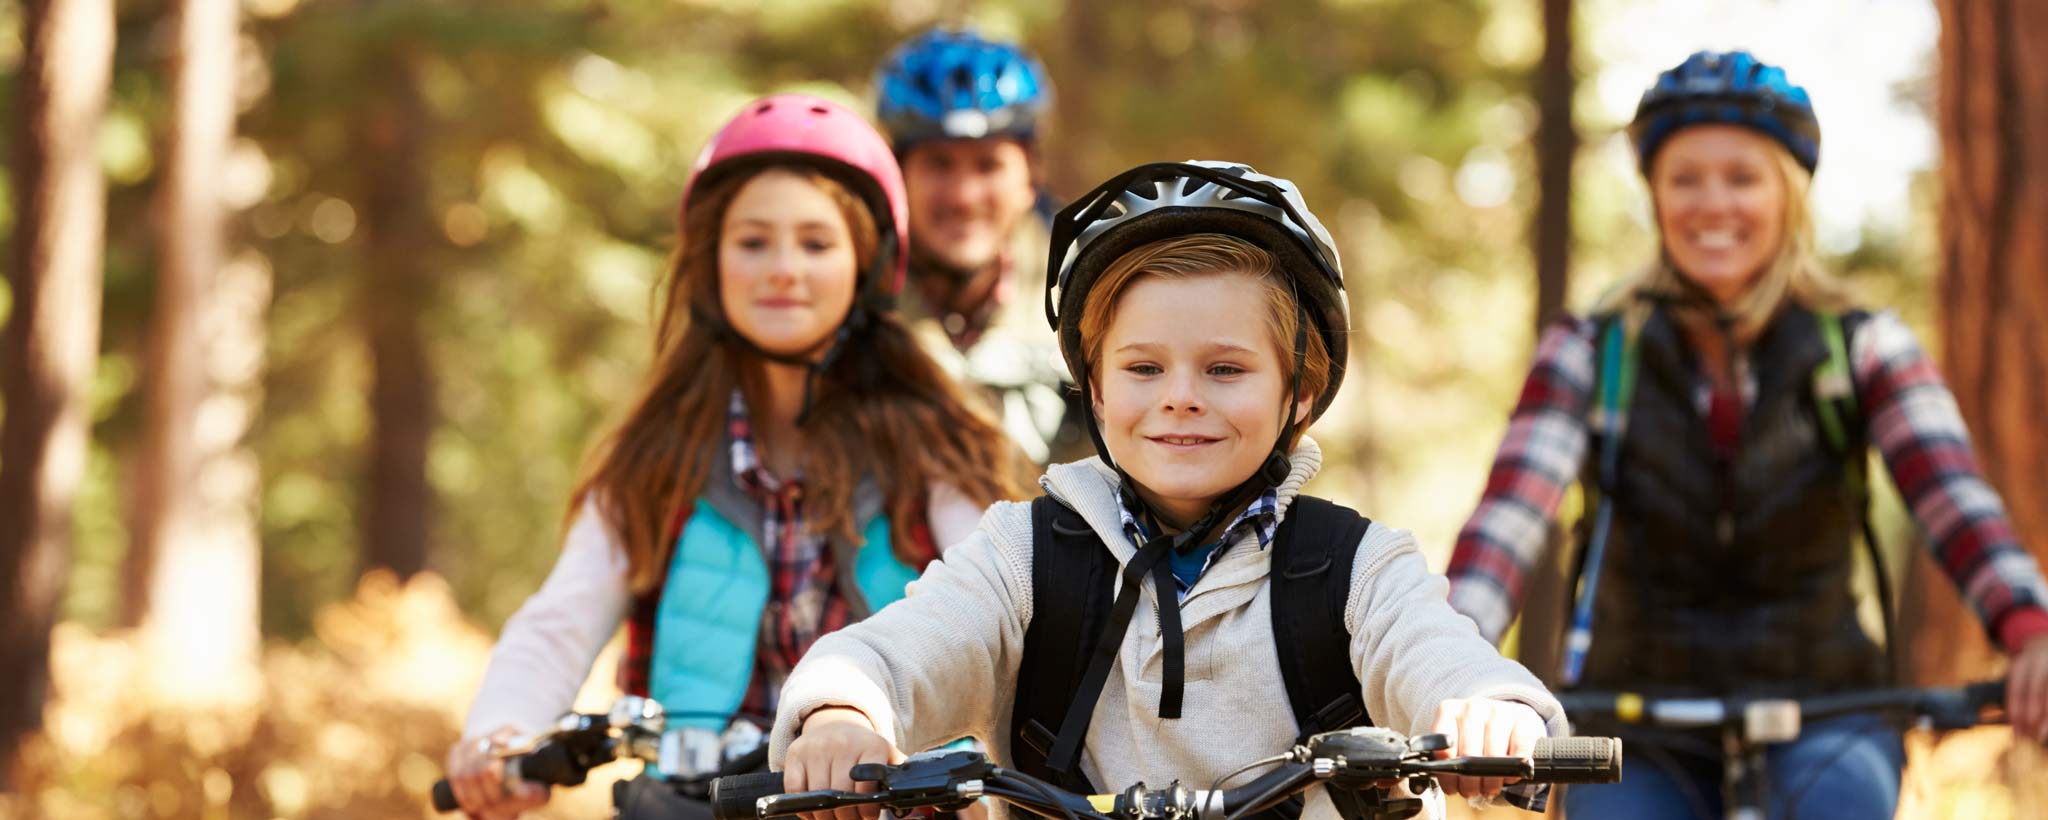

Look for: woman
[444,94,1029,819]
[1445,51,2048,818]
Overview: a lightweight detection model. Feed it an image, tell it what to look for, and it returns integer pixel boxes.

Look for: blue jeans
[1562,714,1905,819]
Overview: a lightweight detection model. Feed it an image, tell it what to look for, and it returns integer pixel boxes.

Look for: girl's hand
[785,707,904,820]
[2012,635,2048,742]
[444,726,549,819]
[1428,698,1547,800]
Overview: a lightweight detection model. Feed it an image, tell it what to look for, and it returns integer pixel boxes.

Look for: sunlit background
[1,0,2014,817]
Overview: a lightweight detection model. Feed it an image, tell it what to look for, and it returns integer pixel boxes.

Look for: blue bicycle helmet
[1630,50,1820,174]
[875,28,1051,152]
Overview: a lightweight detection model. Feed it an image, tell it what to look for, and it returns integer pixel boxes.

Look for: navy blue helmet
[1630,50,1820,174]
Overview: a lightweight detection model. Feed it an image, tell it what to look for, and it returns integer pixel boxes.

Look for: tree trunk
[0,0,114,783]
[359,49,436,580]
[1929,0,2048,810]
[1531,0,1574,330]
[1044,0,1107,196]
[128,0,263,706]
[1507,0,1576,687]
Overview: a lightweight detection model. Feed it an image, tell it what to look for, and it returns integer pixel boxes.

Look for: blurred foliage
[0,0,1949,787]
[0,0,1959,813]
[3,571,639,819]
[2,0,1937,630]
[0,577,2018,818]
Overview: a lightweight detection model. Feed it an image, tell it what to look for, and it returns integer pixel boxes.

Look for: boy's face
[1092,273,1309,529]
[901,137,1037,274]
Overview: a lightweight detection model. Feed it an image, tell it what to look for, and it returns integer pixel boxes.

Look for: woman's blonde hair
[1077,233,1331,447]
[1602,138,1857,339]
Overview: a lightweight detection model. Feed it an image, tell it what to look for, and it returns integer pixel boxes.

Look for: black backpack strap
[1009,495,1114,792]
[1269,496,1375,742]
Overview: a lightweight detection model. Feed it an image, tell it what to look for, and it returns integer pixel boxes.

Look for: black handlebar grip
[519,742,587,787]
[1530,736,1622,784]
[711,770,787,820]
[1444,757,1530,778]
[432,779,459,813]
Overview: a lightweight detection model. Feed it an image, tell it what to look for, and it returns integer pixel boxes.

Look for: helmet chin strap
[694,303,867,427]
[1644,270,1748,344]
[696,245,896,426]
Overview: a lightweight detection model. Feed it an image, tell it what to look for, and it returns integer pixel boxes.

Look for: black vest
[1580,305,1883,697]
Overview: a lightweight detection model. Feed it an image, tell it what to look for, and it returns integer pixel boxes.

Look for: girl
[1445,51,2048,818]
[444,95,1029,818]
[771,161,1569,820]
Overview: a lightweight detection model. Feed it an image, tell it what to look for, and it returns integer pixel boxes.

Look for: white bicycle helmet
[1044,160,1350,419]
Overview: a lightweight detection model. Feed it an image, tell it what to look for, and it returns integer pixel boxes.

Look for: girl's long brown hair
[572,162,1030,592]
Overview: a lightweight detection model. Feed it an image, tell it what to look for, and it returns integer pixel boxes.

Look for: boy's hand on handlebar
[787,707,904,820]
[2013,635,2048,743]
[1429,698,1546,801]
[444,726,549,819]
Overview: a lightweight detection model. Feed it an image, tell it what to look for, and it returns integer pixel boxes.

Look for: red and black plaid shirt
[620,392,853,721]
[1445,313,2048,653]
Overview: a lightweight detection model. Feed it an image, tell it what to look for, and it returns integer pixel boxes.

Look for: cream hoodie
[769,438,1567,820]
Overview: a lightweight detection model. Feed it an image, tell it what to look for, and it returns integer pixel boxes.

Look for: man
[876,28,1085,464]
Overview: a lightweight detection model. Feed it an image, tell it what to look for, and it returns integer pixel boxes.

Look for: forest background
[4,0,2045,817]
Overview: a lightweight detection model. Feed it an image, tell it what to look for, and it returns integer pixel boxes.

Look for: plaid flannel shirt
[617,392,852,718]
[726,391,851,722]
[1114,487,1280,600]
[1446,312,2048,654]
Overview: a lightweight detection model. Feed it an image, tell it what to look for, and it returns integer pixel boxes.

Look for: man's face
[900,137,1037,274]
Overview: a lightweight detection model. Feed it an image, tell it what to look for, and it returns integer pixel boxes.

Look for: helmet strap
[1076,295,1312,549]
[693,232,898,425]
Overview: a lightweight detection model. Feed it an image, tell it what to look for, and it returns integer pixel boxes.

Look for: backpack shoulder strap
[1269,495,1376,742]
[1558,309,1645,687]
[1008,495,1115,792]
[1809,309,1897,683]
[1810,309,1862,455]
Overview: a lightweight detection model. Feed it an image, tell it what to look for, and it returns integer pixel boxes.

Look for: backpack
[1008,493,1375,796]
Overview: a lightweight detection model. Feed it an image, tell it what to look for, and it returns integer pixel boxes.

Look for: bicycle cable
[991,767,1084,820]
[1206,751,1296,799]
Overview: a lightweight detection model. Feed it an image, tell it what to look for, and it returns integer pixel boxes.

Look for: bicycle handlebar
[431,740,589,812]
[431,697,674,814]
[709,732,1620,820]
[1554,680,2007,736]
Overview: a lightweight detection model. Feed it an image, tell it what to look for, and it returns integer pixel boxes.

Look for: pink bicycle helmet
[680,94,910,299]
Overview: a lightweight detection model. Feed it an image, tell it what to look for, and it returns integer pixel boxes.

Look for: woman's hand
[784,707,904,820]
[444,726,549,819]
[1428,698,1547,800]
[2012,635,2048,742]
